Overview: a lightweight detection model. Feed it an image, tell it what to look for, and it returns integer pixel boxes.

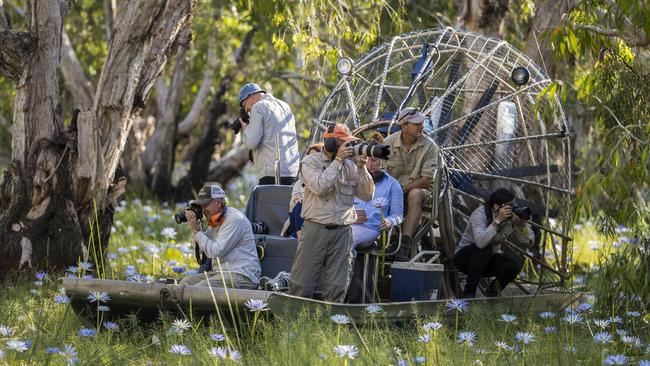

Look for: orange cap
[323,124,360,142]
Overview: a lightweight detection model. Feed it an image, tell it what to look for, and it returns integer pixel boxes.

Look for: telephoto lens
[350,141,391,160]
[250,220,268,234]
[260,271,290,291]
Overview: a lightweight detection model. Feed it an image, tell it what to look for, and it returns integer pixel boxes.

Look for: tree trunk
[61,30,94,110]
[0,0,196,275]
[144,28,191,200]
[174,27,256,200]
[523,0,579,80]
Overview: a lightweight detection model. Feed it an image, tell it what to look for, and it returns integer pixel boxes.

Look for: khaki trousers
[288,221,354,303]
[179,271,258,289]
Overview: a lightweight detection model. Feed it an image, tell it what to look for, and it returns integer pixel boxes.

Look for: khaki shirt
[300,152,374,225]
[384,132,439,188]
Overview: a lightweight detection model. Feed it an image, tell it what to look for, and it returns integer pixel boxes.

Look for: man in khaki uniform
[288,124,374,302]
[384,107,439,261]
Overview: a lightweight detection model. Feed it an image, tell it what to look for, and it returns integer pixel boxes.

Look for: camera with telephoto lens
[250,220,268,235]
[174,203,203,224]
[349,140,391,160]
[512,205,532,221]
[227,106,250,134]
[259,271,290,291]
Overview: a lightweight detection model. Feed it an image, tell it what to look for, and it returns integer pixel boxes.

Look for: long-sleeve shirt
[193,207,261,283]
[300,151,374,225]
[241,93,300,178]
[455,205,534,253]
[352,172,404,236]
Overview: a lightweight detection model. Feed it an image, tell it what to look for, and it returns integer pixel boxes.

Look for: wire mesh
[312,28,574,276]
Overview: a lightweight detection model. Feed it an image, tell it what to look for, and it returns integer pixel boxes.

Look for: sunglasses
[397,108,418,123]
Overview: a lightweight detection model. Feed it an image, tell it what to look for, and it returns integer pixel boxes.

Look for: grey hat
[238,83,266,105]
[397,107,426,125]
[192,183,226,205]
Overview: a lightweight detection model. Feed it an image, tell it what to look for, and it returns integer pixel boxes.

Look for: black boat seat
[245,185,293,236]
[255,235,298,278]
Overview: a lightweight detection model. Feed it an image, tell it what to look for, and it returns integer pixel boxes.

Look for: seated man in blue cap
[180,182,261,289]
[238,83,299,185]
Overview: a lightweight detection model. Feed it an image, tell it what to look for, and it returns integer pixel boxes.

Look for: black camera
[174,203,203,224]
[250,220,268,235]
[350,141,391,160]
[227,107,250,134]
[259,271,290,291]
[512,205,532,221]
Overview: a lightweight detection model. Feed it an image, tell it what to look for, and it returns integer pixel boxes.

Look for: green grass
[0,191,647,365]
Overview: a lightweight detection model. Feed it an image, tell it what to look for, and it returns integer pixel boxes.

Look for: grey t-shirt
[194,207,261,283]
[456,205,534,253]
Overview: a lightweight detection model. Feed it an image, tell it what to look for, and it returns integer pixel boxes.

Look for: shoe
[394,236,411,262]
[485,280,500,297]
[461,288,476,298]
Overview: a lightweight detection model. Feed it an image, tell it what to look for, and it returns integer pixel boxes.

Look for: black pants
[258,176,296,185]
[453,244,522,297]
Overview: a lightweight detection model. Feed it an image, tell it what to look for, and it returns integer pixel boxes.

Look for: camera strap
[484,203,494,225]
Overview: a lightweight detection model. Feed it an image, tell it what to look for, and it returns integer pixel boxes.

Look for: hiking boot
[394,236,412,262]
[485,279,500,297]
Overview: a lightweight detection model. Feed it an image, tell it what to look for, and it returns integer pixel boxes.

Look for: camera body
[227,106,250,134]
[175,203,203,224]
[348,140,391,160]
[511,205,531,221]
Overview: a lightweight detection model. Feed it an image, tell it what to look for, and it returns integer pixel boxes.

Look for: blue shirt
[353,172,404,232]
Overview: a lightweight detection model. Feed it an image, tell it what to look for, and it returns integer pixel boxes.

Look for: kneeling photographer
[453,188,534,298]
[178,183,261,289]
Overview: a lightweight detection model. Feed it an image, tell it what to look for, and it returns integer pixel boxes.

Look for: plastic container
[390,250,444,301]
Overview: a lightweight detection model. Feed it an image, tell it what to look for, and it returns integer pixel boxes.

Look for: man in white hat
[180,182,261,288]
[383,107,440,261]
[238,82,300,185]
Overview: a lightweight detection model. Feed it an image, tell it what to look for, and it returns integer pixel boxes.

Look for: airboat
[63,27,579,323]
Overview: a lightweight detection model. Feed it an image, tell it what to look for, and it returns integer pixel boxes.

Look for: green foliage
[550,1,650,238]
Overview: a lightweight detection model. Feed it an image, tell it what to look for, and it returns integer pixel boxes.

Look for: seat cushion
[255,235,298,278]
[245,185,293,236]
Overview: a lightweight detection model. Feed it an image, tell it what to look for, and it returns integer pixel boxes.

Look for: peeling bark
[0,0,196,275]
[0,2,35,79]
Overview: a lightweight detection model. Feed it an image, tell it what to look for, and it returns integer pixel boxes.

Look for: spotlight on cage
[336,57,354,76]
[511,66,530,86]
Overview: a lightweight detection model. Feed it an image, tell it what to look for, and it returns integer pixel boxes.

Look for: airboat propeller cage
[312,27,574,281]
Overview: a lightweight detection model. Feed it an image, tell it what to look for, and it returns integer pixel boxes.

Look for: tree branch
[102,0,116,41]
[576,23,650,47]
[176,45,217,137]
[61,30,94,110]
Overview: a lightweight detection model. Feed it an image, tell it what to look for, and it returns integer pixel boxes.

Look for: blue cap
[238,83,266,105]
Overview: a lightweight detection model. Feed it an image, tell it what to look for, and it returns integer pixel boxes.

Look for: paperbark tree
[0,0,196,275]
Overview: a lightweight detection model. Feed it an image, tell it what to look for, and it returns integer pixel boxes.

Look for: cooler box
[390,251,443,301]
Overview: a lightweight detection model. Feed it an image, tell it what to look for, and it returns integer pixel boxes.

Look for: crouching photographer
[177,183,261,289]
[453,188,534,298]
